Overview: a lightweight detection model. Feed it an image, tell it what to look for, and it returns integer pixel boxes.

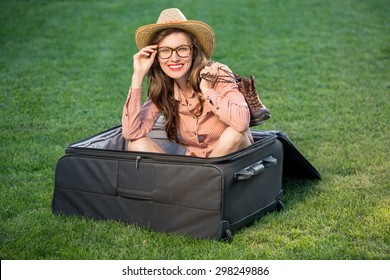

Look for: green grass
[0,0,389,260]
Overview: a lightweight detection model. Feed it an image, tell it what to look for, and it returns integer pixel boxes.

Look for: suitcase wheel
[276,200,285,212]
[223,229,233,243]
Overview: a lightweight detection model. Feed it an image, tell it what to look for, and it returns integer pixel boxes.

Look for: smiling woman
[121,8,260,158]
[154,32,194,83]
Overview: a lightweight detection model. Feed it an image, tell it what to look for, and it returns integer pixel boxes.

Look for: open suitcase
[52,118,320,242]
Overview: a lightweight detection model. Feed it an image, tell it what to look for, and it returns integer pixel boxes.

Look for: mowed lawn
[0,0,389,259]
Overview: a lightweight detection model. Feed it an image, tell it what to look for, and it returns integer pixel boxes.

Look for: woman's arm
[200,63,250,132]
[122,45,161,140]
[121,87,161,140]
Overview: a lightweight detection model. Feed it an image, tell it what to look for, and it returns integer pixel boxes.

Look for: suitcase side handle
[116,187,153,201]
[234,155,277,181]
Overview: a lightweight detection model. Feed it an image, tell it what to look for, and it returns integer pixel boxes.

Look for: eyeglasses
[157,45,193,59]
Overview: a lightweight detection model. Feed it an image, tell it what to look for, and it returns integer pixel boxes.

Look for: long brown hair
[147,29,209,143]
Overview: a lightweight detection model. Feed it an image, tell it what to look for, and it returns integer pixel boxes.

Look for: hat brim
[135,20,215,59]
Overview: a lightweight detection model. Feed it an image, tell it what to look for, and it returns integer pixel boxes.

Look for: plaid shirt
[122,63,252,157]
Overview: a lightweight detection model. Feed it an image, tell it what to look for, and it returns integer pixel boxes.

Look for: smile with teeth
[168,64,184,71]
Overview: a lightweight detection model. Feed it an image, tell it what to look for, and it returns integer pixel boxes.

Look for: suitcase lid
[276,131,321,180]
[250,130,320,180]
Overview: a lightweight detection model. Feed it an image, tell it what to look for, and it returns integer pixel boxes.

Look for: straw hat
[135,8,215,59]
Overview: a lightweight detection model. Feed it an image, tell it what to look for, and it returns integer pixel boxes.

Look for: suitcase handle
[234,156,277,181]
[116,187,153,201]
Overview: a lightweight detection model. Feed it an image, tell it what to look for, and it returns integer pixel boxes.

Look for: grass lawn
[0,0,389,259]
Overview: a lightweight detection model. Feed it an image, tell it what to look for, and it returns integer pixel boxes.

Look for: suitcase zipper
[135,156,141,169]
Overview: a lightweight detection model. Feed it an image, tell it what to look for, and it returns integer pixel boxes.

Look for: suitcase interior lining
[69,124,275,156]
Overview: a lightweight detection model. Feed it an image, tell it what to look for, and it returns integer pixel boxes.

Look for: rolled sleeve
[203,84,250,132]
[122,87,161,140]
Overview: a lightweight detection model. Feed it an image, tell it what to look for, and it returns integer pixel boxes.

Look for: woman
[122,8,253,157]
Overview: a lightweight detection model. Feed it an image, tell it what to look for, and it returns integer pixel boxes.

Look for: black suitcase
[52,118,319,241]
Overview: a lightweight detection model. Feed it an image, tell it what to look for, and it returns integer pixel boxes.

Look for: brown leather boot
[235,74,271,126]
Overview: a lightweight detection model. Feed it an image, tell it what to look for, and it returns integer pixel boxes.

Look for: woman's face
[157,32,193,85]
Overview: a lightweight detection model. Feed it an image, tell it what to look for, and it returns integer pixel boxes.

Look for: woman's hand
[199,62,219,92]
[132,45,158,87]
[200,76,213,93]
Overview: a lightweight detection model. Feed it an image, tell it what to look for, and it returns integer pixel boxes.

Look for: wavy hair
[147,29,210,143]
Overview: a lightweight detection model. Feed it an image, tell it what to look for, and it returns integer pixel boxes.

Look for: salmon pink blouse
[122,63,252,157]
